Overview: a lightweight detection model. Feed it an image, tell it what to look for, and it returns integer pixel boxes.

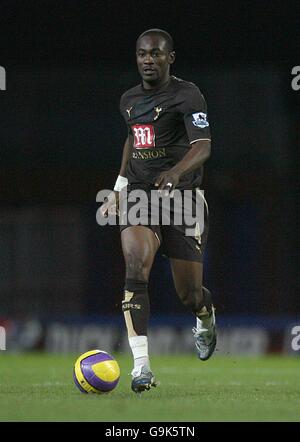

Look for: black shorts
[119,185,209,262]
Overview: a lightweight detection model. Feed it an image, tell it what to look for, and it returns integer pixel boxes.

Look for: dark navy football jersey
[119,76,211,190]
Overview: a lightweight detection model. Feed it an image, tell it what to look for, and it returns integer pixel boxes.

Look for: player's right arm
[118,135,133,177]
[100,136,132,217]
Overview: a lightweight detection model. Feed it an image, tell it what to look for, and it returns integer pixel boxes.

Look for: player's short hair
[136,29,174,52]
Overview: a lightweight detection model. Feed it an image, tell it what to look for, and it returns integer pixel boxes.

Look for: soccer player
[101,29,216,393]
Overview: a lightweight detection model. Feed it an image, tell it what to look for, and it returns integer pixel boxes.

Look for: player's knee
[124,253,148,280]
[177,286,204,312]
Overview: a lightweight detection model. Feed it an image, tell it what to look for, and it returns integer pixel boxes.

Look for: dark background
[0,0,299,319]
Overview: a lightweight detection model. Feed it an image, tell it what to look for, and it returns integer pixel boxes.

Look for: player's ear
[168,51,176,65]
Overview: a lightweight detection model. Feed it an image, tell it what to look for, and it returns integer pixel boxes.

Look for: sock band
[129,336,148,359]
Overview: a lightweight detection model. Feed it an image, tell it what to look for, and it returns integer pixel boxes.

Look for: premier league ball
[73,350,120,394]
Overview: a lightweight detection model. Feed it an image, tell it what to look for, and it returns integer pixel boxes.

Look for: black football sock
[122,279,150,337]
[195,287,214,318]
[122,279,150,372]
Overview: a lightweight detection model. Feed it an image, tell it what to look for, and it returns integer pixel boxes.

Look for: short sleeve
[179,85,211,144]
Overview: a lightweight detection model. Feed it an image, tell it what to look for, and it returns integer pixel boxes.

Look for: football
[73,350,120,394]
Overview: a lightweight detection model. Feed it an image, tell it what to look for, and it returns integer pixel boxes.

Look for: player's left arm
[155,85,211,192]
[155,139,210,191]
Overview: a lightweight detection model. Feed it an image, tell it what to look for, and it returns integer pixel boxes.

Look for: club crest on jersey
[132,124,155,148]
[154,106,162,121]
[192,112,209,128]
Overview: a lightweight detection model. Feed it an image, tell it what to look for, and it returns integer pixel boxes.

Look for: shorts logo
[132,124,155,148]
[192,112,209,128]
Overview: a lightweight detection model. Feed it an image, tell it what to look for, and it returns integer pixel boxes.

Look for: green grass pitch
[0,353,299,422]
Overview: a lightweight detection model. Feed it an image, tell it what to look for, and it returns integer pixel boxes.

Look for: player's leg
[121,225,159,391]
[170,258,216,361]
[169,259,208,313]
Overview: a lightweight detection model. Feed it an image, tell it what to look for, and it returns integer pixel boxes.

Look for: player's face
[136,35,175,86]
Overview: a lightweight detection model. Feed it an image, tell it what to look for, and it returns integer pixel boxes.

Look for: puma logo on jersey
[154,106,162,120]
[126,107,133,117]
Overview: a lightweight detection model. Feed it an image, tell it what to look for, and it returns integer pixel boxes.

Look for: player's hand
[154,170,180,196]
[100,191,119,217]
